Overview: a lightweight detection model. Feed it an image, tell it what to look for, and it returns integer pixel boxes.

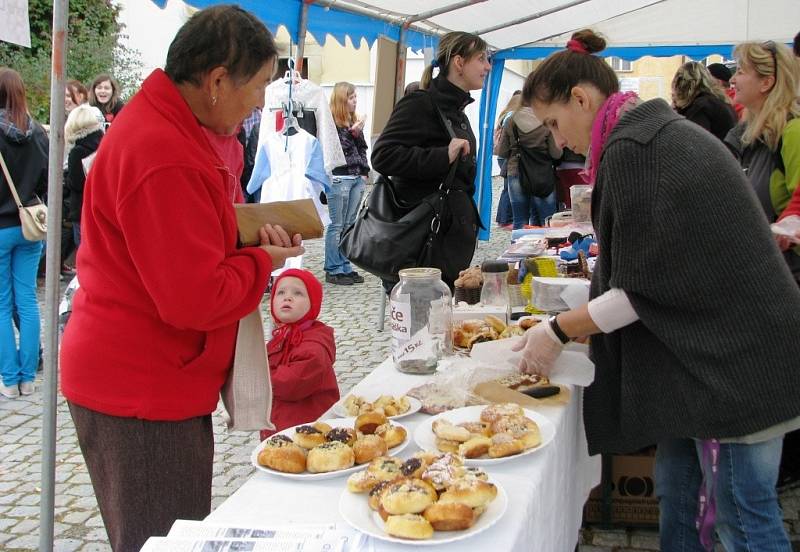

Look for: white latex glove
[510,320,565,376]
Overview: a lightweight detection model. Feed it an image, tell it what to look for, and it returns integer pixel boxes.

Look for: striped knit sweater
[586,98,800,455]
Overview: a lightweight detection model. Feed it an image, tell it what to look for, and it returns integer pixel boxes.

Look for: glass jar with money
[389,268,452,374]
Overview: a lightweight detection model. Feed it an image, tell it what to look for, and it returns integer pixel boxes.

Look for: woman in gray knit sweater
[515,30,800,552]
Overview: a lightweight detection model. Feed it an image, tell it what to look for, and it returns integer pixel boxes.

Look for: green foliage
[0,0,142,123]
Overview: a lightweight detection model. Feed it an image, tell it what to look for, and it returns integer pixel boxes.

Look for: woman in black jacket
[64,104,105,247]
[672,61,736,142]
[0,68,48,399]
[372,31,490,290]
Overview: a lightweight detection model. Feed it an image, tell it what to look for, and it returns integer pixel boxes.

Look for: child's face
[273,277,311,324]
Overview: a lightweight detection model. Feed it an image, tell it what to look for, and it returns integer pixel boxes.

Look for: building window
[607,56,633,73]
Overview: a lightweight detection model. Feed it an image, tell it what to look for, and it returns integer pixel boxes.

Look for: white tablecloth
[207,358,600,551]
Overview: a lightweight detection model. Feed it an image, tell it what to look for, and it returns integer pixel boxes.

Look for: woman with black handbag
[371,32,490,291]
[495,105,561,229]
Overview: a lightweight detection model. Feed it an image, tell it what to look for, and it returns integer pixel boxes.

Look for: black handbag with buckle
[339,102,459,282]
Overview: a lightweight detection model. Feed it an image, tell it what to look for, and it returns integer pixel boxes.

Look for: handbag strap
[429,97,461,192]
[0,149,25,209]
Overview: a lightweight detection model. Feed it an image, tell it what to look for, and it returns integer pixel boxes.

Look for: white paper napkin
[470,337,595,387]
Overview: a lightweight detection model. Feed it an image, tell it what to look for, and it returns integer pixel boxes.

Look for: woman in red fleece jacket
[59,7,303,551]
[260,269,339,440]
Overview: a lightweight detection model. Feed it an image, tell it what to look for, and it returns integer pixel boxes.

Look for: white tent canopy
[297,0,798,52]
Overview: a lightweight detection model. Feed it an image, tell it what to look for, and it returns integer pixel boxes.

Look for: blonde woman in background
[725,41,800,282]
[325,81,368,285]
[672,61,737,142]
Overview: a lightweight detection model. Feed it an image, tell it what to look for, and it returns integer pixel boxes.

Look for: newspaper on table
[139,520,373,552]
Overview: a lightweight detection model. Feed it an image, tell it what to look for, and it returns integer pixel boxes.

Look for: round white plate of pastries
[413,405,556,466]
[339,476,508,545]
[332,394,422,420]
[251,417,410,480]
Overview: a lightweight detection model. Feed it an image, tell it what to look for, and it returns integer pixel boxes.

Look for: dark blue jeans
[655,436,790,551]
[507,174,556,229]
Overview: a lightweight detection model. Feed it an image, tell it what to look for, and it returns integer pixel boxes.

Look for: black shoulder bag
[339,103,459,282]
[512,123,557,199]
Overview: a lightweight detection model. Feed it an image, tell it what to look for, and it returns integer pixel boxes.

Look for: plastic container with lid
[479,260,510,308]
[389,268,452,374]
[570,185,593,223]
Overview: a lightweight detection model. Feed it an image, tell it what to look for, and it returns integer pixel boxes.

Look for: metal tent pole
[40,0,69,549]
[472,0,593,36]
[295,0,312,73]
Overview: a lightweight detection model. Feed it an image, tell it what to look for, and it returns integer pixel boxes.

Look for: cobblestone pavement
[0,180,508,551]
[2,178,798,551]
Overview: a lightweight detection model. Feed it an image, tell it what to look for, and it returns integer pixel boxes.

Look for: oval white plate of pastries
[414,405,556,466]
[251,417,410,481]
[332,394,422,420]
[339,476,508,545]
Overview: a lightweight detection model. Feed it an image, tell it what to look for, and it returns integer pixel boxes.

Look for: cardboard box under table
[584,452,659,526]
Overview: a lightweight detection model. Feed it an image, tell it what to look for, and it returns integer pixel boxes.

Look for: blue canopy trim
[493,44,739,61]
[149,0,434,50]
[474,57,505,241]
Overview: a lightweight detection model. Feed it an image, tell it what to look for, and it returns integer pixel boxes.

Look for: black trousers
[68,401,214,552]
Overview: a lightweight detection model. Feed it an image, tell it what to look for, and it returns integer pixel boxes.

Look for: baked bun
[479,403,524,423]
[465,466,489,481]
[384,514,434,540]
[313,421,332,434]
[432,420,471,442]
[381,479,437,515]
[369,479,396,511]
[458,421,492,437]
[325,427,356,446]
[421,453,465,491]
[293,424,326,449]
[490,416,541,449]
[460,319,489,334]
[355,411,388,435]
[347,469,381,493]
[488,432,525,458]
[353,434,388,464]
[400,457,427,479]
[435,437,460,454]
[518,317,540,330]
[374,423,407,449]
[306,441,355,473]
[366,456,404,481]
[423,502,476,531]
[484,314,506,333]
[257,435,307,473]
[438,479,498,509]
[458,435,492,459]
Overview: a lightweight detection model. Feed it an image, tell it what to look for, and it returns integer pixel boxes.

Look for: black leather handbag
[513,124,557,198]
[339,104,459,282]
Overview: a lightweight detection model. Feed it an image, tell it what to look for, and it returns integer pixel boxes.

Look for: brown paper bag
[220,308,274,431]
[235,199,324,246]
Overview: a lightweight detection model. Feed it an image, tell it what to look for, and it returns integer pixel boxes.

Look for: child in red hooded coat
[260,269,339,441]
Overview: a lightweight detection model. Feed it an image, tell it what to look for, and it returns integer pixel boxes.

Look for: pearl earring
[212,96,217,106]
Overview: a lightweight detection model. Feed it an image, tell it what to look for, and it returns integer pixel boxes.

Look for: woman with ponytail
[371,32,490,290]
[514,29,800,551]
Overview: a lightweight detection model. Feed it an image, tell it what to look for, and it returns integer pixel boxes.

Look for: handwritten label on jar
[393,326,434,362]
[390,296,411,340]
